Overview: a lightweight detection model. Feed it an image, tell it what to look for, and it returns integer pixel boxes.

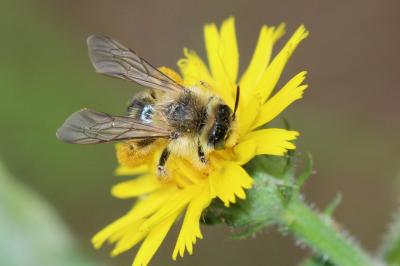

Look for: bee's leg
[197,140,207,164]
[157,147,170,177]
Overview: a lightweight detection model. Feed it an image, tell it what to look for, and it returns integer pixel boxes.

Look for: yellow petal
[92,187,175,250]
[239,24,286,99]
[232,139,257,165]
[128,186,177,221]
[236,90,263,137]
[255,25,309,102]
[178,48,213,87]
[107,223,134,245]
[172,158,204,185]
[244,128,299,156]
[204,22,223,81]
[133,211,180,266]
[251,71,308,129]
[173,184,211,260]
[158,66,184,85]
[219,16,239,84]
[111,174,160,199]
[111,219,146,256]
[204,21,234,104]
[139,187,195,232]
[236,24,286,134]
[209,163,253,207]
[92,212,134,249]
[115,165,148,176]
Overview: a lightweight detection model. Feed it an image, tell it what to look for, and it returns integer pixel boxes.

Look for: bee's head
[207,86,240,150]
[208,104,233,149]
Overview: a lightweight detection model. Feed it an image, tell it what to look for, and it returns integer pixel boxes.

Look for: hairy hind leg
[157,147,170,178]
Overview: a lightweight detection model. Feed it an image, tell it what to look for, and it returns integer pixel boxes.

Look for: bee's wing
[56,109,171,144]
[87,34,184,92]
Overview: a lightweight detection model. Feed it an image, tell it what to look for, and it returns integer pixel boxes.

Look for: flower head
[92,17,308,266]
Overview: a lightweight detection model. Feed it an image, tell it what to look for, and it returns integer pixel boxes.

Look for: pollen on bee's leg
[116,140,165,168]
[116,143,142,167]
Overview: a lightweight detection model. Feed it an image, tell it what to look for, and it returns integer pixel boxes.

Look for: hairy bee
[57,35,239,176]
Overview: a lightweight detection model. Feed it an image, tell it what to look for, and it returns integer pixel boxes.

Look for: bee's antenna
[233,85,240,118]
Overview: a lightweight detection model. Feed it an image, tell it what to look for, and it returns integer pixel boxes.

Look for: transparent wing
[87,34,184,92]
[56,109,171,144]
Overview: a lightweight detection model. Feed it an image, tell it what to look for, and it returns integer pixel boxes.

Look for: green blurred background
[1,0,399,265]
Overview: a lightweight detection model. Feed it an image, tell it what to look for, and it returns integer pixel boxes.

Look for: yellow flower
[92,17,309,266]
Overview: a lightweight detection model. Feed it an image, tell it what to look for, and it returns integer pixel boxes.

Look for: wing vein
[87,34,184,92]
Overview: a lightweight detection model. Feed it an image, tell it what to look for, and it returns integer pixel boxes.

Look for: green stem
[205,155,377,266]
[278,198,373,266]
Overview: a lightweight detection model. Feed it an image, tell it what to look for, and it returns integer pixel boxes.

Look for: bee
[57,35,240,176]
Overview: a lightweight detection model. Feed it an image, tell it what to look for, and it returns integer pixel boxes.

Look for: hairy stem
[205,155,377,266]
[378,208,400,265]
[279,198,373,266]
